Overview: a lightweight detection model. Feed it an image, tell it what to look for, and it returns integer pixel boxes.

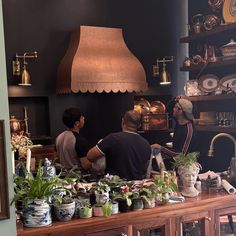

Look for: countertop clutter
[17,192,236,236]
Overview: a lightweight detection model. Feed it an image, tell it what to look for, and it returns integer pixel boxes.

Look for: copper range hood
[57,25,148,93]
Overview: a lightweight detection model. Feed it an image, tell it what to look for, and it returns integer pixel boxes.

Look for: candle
[12,150,15,174]
[26,148,31,172]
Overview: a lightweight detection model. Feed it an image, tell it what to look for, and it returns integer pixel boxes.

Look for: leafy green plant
[172,152,201,169]
[153,176,178,203]
[11,161,71,206]
[112,185,133,206]
[101,201,112,216]
[99,174,126,189]
[140,184,158,204]
[91,181,110,194]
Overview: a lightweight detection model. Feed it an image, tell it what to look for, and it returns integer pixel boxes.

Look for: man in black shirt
[87,110,151,180]
[56,107,91,171]
[151,98,197,159]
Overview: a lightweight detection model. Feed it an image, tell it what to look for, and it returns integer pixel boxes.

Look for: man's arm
[87,146,104,162]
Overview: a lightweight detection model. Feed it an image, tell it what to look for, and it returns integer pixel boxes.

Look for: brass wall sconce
[12,51,38,86]
[153,56,173,85]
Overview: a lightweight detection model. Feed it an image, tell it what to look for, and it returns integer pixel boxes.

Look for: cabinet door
[176,211,212,236]
[85,226,129,236]
[215,206,236,236]
[132,218,173,236]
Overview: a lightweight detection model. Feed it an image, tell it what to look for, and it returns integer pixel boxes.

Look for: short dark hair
[123,110,141,130]
[62,107,82,128]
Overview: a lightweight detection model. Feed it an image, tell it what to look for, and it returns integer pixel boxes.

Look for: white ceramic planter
[23,199,51,227]
[54,201,75,221]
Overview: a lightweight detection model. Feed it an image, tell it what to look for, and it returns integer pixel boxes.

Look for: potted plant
[131,189,143,211]
[11,161,70,227]
[53,195,76,221]
[140,184,158,209]
[112,185,133,212]
[91,181,110,205]
[79,202,92,219]
[153,175,178,205]
[173,152,201,198]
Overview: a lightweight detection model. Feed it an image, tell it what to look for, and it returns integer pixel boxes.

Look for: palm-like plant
[11,161,71,206]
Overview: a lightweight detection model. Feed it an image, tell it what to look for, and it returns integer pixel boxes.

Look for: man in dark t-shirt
[87,110,151,180]
[151,98,198,159]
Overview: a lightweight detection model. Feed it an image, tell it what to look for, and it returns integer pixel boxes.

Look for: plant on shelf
[140,184,158,208]
[153,175,178,204]
[172,152,201,170]
[112,184,133,212]
[91,181,111,204]
[172,152,201,198]
[79,201,92,219]
[11,161,71,227]
[99,174,126,191]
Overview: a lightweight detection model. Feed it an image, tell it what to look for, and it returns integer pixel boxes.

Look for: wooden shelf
[180,22,236,43]
[185,94,236,102]
[180,57,236,71]
[196,125,236,133]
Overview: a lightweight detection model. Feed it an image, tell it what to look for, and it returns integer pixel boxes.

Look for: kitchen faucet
[208,133,236,182]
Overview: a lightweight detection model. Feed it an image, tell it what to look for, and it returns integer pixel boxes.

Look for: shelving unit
[179,22,236,43]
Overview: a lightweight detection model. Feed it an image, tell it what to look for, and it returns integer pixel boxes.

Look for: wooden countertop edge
[17,192,235,236]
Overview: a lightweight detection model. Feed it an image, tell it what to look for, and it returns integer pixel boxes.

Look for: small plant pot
[74,197,90,218]
[131,199,144,211]
[54,201,75,221]
[93,205,104,217]
[111,201,119,215]
[118,200,131,213]
[95,191,109,205]
[23,199,52,228]
[143,198,156,209]
[79,207,92,219]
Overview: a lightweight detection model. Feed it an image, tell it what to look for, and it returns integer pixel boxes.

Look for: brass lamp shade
[160,67,171,85]
[19,67,31,86]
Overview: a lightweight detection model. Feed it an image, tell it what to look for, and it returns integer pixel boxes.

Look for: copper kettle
[10,116,25,134]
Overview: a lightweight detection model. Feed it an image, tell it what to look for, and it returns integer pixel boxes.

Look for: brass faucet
[208,133,236,158]
[208,133,236,182]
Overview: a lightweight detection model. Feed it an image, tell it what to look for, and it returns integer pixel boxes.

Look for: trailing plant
[11,161,71,206]
[172,152,201,169]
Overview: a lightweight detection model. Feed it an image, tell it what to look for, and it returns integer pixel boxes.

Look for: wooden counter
[17,192,236,236]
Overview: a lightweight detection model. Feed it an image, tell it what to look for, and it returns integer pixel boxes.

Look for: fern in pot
[11,161,70,227]
[173,152,201,198]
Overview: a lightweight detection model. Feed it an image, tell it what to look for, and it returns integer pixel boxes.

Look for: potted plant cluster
[173,152,201,198]
[11,161,72,227]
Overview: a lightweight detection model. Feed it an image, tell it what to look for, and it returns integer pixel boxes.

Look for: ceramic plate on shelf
[223,0,236,23]
[198,74,220,93]
[150,101,166,114]
[134,98,151,114]
[219,74,236,92]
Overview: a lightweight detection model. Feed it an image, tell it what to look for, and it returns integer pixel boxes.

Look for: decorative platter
[134,98,151,114]
[219,73,236,92]
[198,74,220,93]
[150,101,166,114]
[223,0,236,23]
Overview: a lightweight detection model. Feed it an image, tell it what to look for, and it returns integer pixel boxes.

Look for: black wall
[3,0,178,145]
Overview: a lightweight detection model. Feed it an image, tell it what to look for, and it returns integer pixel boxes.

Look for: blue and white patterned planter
[54,201,75,221]
[23,199,52,227]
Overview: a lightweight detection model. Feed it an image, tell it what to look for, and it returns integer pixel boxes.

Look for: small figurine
[42,158,56,179]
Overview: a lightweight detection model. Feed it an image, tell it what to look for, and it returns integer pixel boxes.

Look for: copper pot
[10,116,25,134]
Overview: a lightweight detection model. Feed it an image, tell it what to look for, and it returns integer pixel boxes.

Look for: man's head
[173,98,194,121]
[122,110,142,131]
[62,107,85,129]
